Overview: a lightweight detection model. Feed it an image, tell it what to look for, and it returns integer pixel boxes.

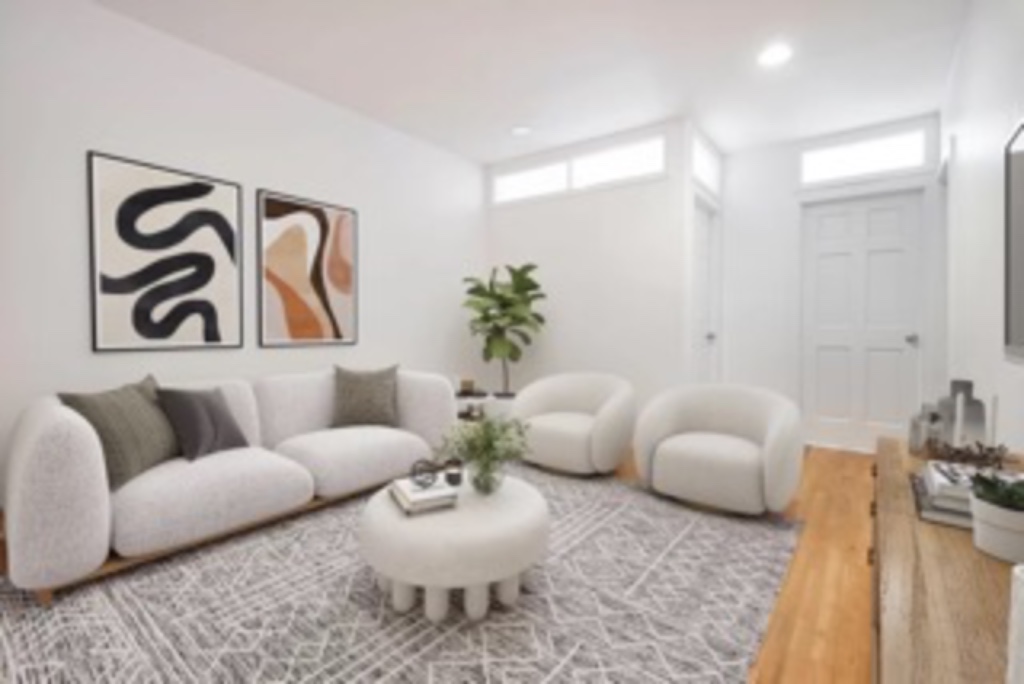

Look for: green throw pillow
[60,376,180,489]
[333,365,399,427]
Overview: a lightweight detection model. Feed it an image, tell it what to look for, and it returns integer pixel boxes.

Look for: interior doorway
[693,198,723,383]
[801,191,923,451]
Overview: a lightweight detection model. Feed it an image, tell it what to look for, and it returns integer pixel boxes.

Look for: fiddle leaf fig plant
[463,264,546,395]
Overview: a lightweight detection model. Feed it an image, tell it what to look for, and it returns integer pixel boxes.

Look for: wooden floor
[749,448,875,684]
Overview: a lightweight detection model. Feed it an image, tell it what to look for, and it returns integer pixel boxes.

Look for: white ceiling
[96,0,969,163]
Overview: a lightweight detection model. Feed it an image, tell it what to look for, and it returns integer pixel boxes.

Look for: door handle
[905,333,920,347]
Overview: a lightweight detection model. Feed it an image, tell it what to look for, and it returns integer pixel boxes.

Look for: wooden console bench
[874,437,1013,682]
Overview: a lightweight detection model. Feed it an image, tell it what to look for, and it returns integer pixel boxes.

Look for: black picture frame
[87,151,244,352]
[256,188,360,348]
[1005,121,1024,357]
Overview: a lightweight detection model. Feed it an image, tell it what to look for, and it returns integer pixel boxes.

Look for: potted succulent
[438,417,528,495]
[462,264,546,412]
[971,471,1024,562]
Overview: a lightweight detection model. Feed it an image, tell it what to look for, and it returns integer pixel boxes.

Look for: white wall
[720,144,804,401]
[722,117,948,409]
[485,122,691,400]
[943,0,1024,448]
[0,0,485,460]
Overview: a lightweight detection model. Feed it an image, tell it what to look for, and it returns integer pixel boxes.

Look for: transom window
[492,136,667,204]
[801,130,928,186]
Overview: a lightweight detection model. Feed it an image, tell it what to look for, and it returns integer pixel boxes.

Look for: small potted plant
[971,471,1024,562]
[438,416,528,495]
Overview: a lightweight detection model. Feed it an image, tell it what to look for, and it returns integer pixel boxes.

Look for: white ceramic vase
[971,494,1024,563]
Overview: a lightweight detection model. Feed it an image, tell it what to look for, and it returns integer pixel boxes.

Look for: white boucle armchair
[511,373,636,474]
[633,385,804,515]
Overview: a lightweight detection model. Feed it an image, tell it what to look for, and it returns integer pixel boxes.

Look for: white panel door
[692,202,722,382]
[801,192,921,451]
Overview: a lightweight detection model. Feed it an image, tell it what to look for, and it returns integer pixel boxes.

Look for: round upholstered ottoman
[358,476,549,622]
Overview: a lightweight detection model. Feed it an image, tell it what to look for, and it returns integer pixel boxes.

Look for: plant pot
[467,460,505,495]
[971,494,1024,563]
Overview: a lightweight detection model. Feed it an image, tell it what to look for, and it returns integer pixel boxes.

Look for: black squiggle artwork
[101,253,221,342]
[100,181,236,342]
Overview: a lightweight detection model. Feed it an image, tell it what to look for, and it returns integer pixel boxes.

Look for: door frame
[694,191,724,383]
[798,174,942,452]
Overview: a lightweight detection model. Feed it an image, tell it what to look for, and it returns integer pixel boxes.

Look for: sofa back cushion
[254,370,335,447]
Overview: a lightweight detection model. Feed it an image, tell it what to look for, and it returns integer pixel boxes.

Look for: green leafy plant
[438,417,528,494]
[463,264,546,395]
[972,472,1024,512]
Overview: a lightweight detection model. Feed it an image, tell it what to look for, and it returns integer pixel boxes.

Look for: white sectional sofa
[4,368,455,596]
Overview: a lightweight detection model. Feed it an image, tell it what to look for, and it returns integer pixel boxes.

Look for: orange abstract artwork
[259,191,357,346]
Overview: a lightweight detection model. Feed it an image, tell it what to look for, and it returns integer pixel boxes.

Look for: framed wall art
[257,190,358,347]
[88,152,243,351]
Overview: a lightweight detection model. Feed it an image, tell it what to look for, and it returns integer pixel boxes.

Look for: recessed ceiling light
[511,126,533,137]
[758,42,794,69]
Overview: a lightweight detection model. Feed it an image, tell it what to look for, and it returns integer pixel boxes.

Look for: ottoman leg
[391,581,416,613]
[424,587,450,623]
[464,584,489,621]
[497,575,521,606]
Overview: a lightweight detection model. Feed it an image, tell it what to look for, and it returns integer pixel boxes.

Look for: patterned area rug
[0,465,798,683]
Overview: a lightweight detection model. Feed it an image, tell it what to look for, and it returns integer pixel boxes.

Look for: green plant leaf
[973,473,1024,511]
[509,329,532,345]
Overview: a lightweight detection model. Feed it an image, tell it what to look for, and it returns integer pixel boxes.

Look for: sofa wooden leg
[35,590,54,607]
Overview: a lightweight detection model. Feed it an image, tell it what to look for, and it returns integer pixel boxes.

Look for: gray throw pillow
[60,375,179,490]
[157,388,249,459]
[333,365,399,427]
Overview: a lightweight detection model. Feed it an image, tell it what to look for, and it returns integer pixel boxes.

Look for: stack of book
[388,477,458,516]
[909,461,975,529]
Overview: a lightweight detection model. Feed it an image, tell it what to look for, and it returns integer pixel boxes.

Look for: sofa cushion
[333,365,399,427]
[112,447,314,557]
[652,432,765,514]
[523,412,595,474]
[60,376,179,490]
[157,388,249,459]
[254,370,335,448]
[276,427,430,499]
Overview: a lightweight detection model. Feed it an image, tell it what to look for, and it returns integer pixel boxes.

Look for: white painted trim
[694,184,722,213]
[798,170,934,206]
[691,132,724,199]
